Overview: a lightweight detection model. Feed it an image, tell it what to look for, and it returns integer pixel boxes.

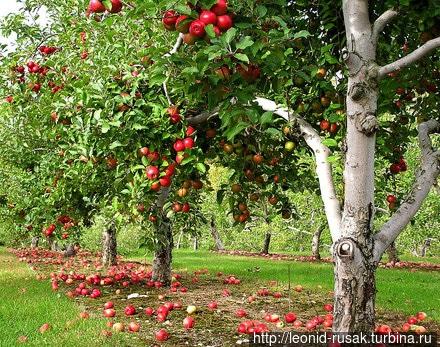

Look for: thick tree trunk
[210,218,224,251]
[152,216,173,286]
[48,239,61,251]
[333,239,376,332]
[102,223,117,267]
[64,243,76,257]
[334,0,379,332]
[386,242,400,263]
[31,236,39,248]
[311,226,324,260]
[261,232,271,254]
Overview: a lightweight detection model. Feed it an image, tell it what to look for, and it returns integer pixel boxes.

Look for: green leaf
[234,53,249,63]
[293,30,311,39]
[260,111,273,125]
[196,163,206,174]
[205,24,216,38]
[265,127,283,138]
[133,123,147,130]
[322,138,338,147]
[224,122,248,140]
[102,0,112,11]
[324,52,339,65]
[255,5,268,17]
[236,36,254,50]
[109,141,123,150]
[101,121,110,134]
[223,27,237,45]
[93,109,102,121]
[175,4,192,15]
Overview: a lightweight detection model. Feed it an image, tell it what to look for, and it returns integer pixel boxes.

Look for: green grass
[1,247,438,346]
[131,249,440,322]
[0,248,126,347]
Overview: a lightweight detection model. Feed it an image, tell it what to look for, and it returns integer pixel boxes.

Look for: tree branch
[378,37,440,79]
[254,97,342,241]
[375,207,388,215]
[373,120,440,262]
[164,33,184,58]
[186,107,219,125]
[372,9,398,44]
[156,187,171,210]
[162,34,184,105]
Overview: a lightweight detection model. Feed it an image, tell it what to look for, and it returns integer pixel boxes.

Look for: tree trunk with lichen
[386,242,400,263]
[152,216,173,286]
[152,187,173,286]
[31,236,39,248]
[64,243,76,257]
[261,232,271,255]
[333,0,380,332]
[312,226,324,259]
[210,217,224,251]
[102,222,117,267]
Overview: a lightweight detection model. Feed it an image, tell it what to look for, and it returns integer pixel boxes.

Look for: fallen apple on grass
[155,328,170,341]
[183,316,195,329]
[128,322,140,332]
[112,322,125,332]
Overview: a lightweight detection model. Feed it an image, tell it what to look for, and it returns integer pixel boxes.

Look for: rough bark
[64,243,76,257]
[312,226,324,260]
[102,222,117,267]
[152,217,173,286]
[334,0,379,332]
[48,238,61,251]
[261,232,271,255]
[31,236,39,248]
[421,238,432,257]
[152,187,173,286]
[333,238,376,332]
[386,242,400,263]
[210,217,224,251]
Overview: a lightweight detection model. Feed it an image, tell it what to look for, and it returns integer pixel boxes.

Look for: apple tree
[2,0,440,333]
[152,0,440,332]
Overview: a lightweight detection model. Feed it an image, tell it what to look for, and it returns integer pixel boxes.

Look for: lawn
[130,249,440,321]
[1,246,439,347]
[0,248,126,347]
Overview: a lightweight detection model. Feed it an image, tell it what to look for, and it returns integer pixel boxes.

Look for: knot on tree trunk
[349,82,368,101]
[355,112,378,136]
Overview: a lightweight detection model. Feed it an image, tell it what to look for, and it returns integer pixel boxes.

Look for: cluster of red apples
[162,0,234,45]
[87,0,123,15]
[42,215,75,239]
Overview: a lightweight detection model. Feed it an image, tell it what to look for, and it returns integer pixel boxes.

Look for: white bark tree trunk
[333,0,379,332]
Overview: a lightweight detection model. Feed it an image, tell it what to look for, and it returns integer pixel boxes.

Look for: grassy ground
[0,248,126,347]
[1,247,439,346]
[130,249,440,321]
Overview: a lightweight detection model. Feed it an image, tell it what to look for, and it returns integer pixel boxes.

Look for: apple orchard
[0,0,439,340]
